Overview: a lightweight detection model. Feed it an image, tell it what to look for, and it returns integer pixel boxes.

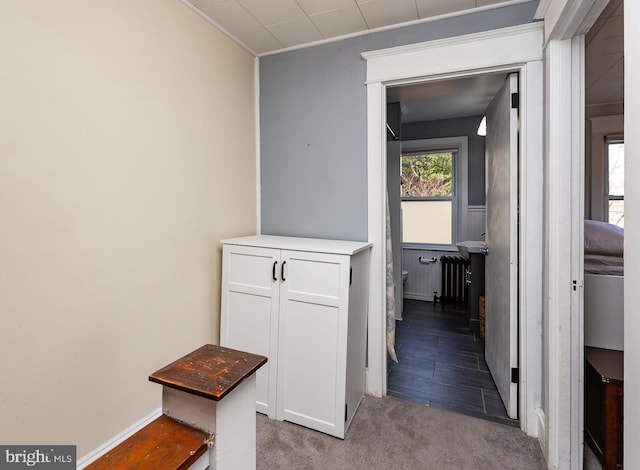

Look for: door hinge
[511,92,519,109]
[511,367,519,384]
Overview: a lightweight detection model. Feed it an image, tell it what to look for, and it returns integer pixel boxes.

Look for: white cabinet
[220,235,371,438]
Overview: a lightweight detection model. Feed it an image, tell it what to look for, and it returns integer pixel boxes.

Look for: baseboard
[77,407,163,468]
[535,407,548,462]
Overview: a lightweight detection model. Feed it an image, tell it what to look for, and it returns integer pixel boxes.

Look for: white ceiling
[585,0,624,106]
[184,0,524,55]
[387,73,508,123]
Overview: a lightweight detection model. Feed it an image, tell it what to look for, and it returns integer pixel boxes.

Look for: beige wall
[0,0,256,457]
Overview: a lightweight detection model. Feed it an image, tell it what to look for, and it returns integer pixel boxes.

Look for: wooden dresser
[584,347,623,469]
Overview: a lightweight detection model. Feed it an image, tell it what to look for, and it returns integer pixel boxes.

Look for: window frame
[588,114,623,222]
[605,135,624,226]
[400,136,468,250]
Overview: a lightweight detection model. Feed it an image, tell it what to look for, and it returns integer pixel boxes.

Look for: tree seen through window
[401,152,453,198]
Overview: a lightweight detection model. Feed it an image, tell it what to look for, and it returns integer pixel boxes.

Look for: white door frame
[543,37,586,470]
[626,5,640,470]
[362,22,544,437]
[535,1,608,468]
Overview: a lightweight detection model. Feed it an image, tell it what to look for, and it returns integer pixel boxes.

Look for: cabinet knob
[281,261,287,282]
[272,261,278,281]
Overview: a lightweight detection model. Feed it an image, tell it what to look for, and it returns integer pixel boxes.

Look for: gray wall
[403,116,487,206]
[259,1,539,241]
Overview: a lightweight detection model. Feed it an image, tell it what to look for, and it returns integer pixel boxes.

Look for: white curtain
[386,191,398,362]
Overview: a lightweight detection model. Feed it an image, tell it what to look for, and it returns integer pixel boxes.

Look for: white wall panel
[402,248,448,301]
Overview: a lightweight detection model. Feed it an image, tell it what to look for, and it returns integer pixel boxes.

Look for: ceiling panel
[267,16,324,48]
[296,0,356,16]
[238,0,306,26]
[476,0,510,6]
[586,53,623,87]
[586,56,624,105]
[585,1,624,106]
[188,0,262,35]
[237,27,283,54]
[358,0,419,29]
[600,0,623,19]
[416,0,474,19]
[310,6,368,38]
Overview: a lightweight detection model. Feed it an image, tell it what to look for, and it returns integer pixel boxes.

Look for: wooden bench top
[149,344,267,401]
[85,415,213,470]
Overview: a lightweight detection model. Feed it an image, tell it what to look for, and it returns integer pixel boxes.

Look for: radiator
[438,256,470,308]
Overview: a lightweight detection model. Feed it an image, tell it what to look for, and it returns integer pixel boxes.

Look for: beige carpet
[257,395,547,470]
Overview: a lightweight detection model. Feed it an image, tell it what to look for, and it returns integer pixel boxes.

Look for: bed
[584,219,624,351]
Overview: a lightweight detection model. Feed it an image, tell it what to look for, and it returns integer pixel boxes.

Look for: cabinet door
[220,244,280,417]
[276,250,351,437]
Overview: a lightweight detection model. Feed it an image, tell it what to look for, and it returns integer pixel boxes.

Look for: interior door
[484,73,519,419]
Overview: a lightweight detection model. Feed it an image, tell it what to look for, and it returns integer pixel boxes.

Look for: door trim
[362,22,544,437]
[536,1,608,469]
[543,36,587,470]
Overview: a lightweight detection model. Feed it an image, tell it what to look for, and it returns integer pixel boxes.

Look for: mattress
[584,254,623,276]
[583,220,624,351]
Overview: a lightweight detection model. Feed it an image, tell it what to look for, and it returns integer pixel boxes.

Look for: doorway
[384,72,518,424]
[362,23,544,437]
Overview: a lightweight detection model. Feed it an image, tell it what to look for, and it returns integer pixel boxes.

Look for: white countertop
[221,235,372,256]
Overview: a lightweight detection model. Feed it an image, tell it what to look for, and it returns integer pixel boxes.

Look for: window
[606,139,624,227]
[400,137,467,246]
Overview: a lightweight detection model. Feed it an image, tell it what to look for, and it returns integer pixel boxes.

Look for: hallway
[388,299,515,426]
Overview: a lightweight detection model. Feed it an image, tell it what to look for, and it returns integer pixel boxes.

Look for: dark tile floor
[387,298,518,427]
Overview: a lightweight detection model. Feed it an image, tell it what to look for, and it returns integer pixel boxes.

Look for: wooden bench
[85,344,267,470]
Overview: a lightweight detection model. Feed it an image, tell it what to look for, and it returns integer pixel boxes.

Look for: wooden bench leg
[162,375,257,470]
[213,376,257,470]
